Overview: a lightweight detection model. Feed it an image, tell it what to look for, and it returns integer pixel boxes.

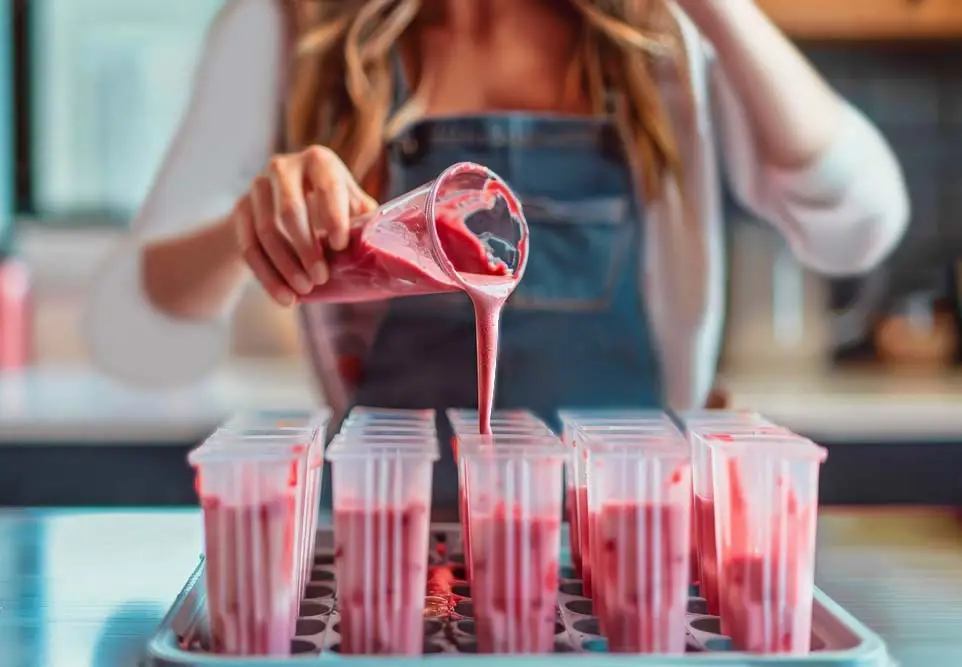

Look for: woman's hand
[231,146,378,306]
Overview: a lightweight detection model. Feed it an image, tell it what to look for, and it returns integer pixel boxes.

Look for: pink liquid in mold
[202,495,297,656]
[565,486,582,577]
[720,554,812,654]
[576,485,592,597]
[695,494,719,614]
[593,501,688,654]
[719,457,816,653]
[471,506,561,654]
[333,503,431,655]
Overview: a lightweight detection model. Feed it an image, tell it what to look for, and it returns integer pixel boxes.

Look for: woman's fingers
[303,147,353,251]
[250,175,313,296]
[234,196,295,306]
[266,155,327,285]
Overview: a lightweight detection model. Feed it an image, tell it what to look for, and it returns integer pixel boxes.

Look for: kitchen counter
[1,363,961,506]
[1,506,960,667]
[0,362,961,444]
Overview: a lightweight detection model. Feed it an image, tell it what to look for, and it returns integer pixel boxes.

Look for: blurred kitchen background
[4,0,962,373]
[0,0,961,506]
[2,4,962,667]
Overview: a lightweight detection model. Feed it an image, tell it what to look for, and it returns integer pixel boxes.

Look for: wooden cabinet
[755,0,962,39]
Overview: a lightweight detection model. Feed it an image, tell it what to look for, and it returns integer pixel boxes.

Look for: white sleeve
[83,0,287,387]
[711,58,910,277]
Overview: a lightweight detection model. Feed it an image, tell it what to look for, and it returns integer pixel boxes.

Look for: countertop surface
[0,507,960,667]
[1,363,962,443]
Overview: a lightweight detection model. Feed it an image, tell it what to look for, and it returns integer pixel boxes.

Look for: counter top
[1,506,961,667]
[0,362,961,444]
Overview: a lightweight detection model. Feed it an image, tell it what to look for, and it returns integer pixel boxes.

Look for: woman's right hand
[231,146,379,306]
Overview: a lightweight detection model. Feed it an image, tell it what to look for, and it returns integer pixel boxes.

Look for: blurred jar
[0,255,32,368]
[874,292,957,368]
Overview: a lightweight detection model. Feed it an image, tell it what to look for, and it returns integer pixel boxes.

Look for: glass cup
[711,436,828,654]
[460,435,566,654]
[585,438,691,654]
[188,436,304,656]
[690,426,796,615]
[325,437,440,655]
[303,162,528,304]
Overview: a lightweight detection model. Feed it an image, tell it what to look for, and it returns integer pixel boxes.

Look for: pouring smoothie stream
[301,162,528,434]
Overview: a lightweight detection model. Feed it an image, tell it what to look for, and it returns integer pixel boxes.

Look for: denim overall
[322,59,663,513]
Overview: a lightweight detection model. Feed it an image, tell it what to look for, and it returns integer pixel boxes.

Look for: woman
[85,0,907,503]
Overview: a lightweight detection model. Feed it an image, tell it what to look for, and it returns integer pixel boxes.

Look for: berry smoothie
[333,503,431,655]
[576,485,592,596]
[720,553,812,653]
[202,495,297,656]
[593,501,688,654]
[304,166,527,435]
[565,485,582,577]
[471,505,561,654]
[694,494,719,614]
[718,456,817,654]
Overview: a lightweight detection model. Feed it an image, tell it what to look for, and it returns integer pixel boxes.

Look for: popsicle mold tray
[144,525,891,667]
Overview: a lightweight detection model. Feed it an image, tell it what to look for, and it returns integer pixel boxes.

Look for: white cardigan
[83,0,909,410]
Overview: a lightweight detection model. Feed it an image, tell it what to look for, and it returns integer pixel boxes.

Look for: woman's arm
[678,0,910,276]
[83,0,287,386]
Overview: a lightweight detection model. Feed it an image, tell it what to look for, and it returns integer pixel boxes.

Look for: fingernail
[277,289,295,307]
[292,274,312,295]
[311,262,329,285]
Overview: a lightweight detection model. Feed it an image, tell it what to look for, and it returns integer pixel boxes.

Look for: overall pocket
[510,196,634,312]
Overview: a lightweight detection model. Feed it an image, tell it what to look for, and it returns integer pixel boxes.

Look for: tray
[142,524,894,667]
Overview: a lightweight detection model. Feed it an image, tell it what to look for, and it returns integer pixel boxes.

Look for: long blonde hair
[283,0,692,202]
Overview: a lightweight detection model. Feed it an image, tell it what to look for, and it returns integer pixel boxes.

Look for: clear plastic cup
[340,425,437,437]
[325,437,440,655]
[223,409,330,431]
[459,435,566,654]
[690,426,796,615]
[575,431,686,630]
[675,409,766,424]
[450,428,559,582]
[558,408,669,424]
[569,423,681,596]
[204,428,320,624]
[303,162,527,304]
[344,407,436,425]
[349,406,435,416]
[557,411,669,579]
[189,437,303,656]
[585,438,691,654]
[711,436,827,654]
[448,408,545,424]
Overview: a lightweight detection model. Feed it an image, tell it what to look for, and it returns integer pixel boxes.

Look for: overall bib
[322,62,664,513]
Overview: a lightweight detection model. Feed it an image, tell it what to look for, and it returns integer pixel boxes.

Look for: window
[15,0,225,223]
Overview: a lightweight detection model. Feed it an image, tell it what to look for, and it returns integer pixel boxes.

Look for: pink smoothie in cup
[201,495,297,655]
[304,164,528,436]
[471,504,561,654]
[577,484,593,596]
[593,501,688,653]
[565,486,582,577]
[718,456,816,654]
[333,503,431,655]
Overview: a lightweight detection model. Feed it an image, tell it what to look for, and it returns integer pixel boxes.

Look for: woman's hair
[283,0,692,202]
